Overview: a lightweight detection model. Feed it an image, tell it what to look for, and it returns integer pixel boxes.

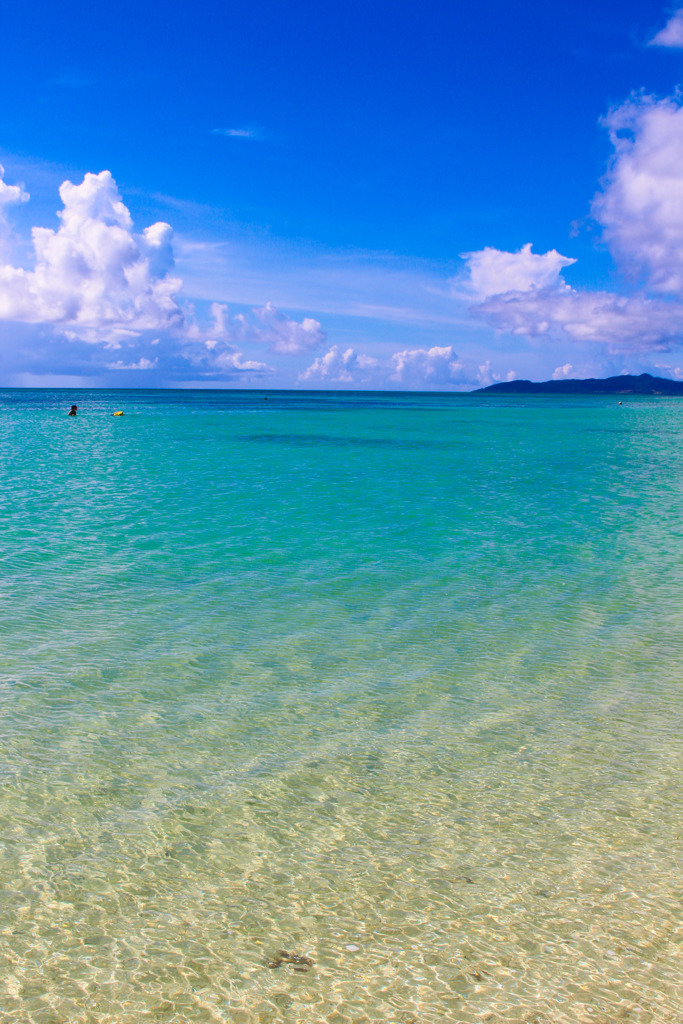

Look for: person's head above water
[68,404,78,416]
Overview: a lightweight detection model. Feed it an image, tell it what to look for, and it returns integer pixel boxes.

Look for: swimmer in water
[68,404,78,416]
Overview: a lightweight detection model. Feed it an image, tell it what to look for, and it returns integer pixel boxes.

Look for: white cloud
[0,165,29,258]
[251,302,325,353]
[463,93,683,353]
[473,284,683,350]
[209,301,231,338]
[299,344,513,390]
[654,362,683,378]
[593,94,683,293]
[0,168,327,376]
[553,363,575,379]
[184,332,273,377]
[209,300,325,354]
[299,345,379,383]
[649,9,683,47]
[390,344,482,386]
[106,357,159,370]
[211,349,270,372]
[0,168,183,344]
[462,243,576,299]
[0,164,29,219]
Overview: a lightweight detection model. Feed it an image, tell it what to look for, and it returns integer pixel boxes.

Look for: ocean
[1,388,682,1023]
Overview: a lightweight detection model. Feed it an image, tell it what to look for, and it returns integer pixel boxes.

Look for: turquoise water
[1,388,683,1024]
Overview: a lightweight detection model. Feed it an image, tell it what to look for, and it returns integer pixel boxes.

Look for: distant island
[475,372,683,395]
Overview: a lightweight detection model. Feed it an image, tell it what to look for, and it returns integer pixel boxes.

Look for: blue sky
[2,0,683,388]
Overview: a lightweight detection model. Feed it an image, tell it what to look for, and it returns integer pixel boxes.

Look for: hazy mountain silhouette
[475,373,683,395]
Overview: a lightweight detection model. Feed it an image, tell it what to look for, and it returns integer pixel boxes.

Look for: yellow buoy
[113,411,124,416]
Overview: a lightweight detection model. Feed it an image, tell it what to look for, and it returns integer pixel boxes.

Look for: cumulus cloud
[0,165,29,258]
[251,302,325,353]
[649,9,683,47]
[208,300,325,354]
[0,168,328,380]
[462,243,576,298]
[299,345,379,383]
[187,328,272,377]
[0,168,183,344]
[473,283,683,350]
[209,301,231,338]
[553,363,575,379]
[593,94,683,293]
[210,349,270,372]
[0,164,29,220]
[391,345,485,386]
[462,92,683,354]
[300,344,514,389]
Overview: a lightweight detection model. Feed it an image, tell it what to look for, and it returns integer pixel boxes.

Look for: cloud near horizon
[185,300,324,377]
[300,344,516,389]
[106,356,159,370]
[202,299,325,354]
[299,345,379,384]
[0,166,327,378]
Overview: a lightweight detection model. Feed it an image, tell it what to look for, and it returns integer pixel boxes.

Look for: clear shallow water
[1,388,683,1024]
